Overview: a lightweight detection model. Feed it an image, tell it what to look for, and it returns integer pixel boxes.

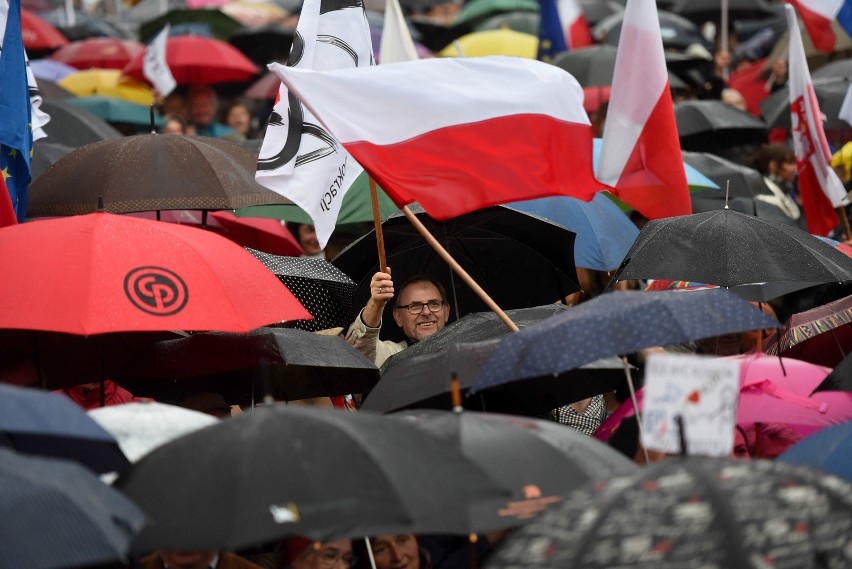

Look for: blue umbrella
[0,384,129,474]
[778,422,852,482]
[471,288,778,395]
[30,58,77,82]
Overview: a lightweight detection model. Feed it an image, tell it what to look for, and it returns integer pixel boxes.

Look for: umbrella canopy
[471,289,779,395]
[0,212,311,335]
[58,68,156,106]
[332,204,580,341]
[139,8,242,42]
[123,35,259,85]
[551,44,617,87]
[813,58,852,80]
[452,0,538,28]
[675,99,768,153]
[474,10,539,35]
[39,98,123,148]
[27,134,293,217]
[116,405,511,552]
[779,422,852,482]
[593,9,710,50]
[666,0,777,26]
[30,139,74,181]
[222,1,290,27]
[208,210,302,256]
[118,327,380,402]
[817,351,852,393]
[0,384,129,474]
[437,28,538,58]
[67,95,165,128]
[389,410,638,524]
[612,208,852,299]
[681,150,773,197]
[88,401,218,463]
[760,76,852,129]
[50,37,145,70]
[0,447,145,568]
[34,77,74,99]
[230,23,294,68]
[21,8,69,51]
[763,293,852,367]
[247,248,356,332]
[30,58,78,82]
[485,457,852,569]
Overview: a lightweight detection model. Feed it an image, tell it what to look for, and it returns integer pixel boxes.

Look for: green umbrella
[139,9,242,43]
[234,171,399,225]
[474,10,540,35]
[67,96,164,128]
[453,0,539,28]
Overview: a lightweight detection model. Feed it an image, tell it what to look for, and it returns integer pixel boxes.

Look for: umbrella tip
[96,196,105,213]
[724,180,730,209]
[450,373,463,413]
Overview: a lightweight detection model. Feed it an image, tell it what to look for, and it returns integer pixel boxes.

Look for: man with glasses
[345,269,450,366]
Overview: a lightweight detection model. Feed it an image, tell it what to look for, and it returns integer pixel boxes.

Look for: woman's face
[370,535,419,569]
[778,159,797,183]
[227,104,251,136]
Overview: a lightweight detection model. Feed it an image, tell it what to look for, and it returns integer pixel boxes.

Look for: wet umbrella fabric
[816,352,852,393]
[779,422,852,482]
[50,37,145,70]
[332,205,580,341]
[30,139,74,181]
[27,134,293,217]
[675,99,768,153]
[760,76,852,129]
[39,98,123,149]
[247,248,356,332]
[593,9,710,51]
[681,151,773,198]
[0,212,311,335]
[613,208,852,296]
[0,447,145,569]
[472,289,778,395]
[0,384,129,474]
[484,457,852,569]
[118,327,379,402]
[116,405,511,552]
[389,410,638,526]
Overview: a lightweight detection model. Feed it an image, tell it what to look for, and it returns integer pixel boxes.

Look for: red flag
[0,176,17,228]
[596,0,690,220]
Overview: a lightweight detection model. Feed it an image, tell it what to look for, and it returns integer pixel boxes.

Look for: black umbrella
[247,248,355,332]
[690,193,803,228]
[116,405,511,552]
[139,8,242,42]
[117,327,379,403]
[760,76,852,129]
[1,447,145,568]
[813,58,852,80]
[27,134,292,217]
[681,151,772,198]
[814,351,852,393]
[551,44,617,87]
[229,24,295,67]
[593,9,711,51]
[39,98,123,149]
[30,139,74,182]
[0,384,130,474]
[332,205,580,342]
[612,208,852,298]
[485,457,852,569]
[666,0,777,26]
[34,77,74,100]
[389,410,638,526]
[675,99,768,154]
[471,289,778,395]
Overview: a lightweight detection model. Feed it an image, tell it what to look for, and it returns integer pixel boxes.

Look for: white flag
[143,25,176,98]
[379,0,418,64]
[0,0,50,141]
[256,0,374,250]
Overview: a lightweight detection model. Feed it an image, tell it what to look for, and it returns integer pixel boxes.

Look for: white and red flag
[596,0,690,220]
[786,4,848,236]
[266,56,606,220]
[787,0,852,53]
[557,0,593,50]
[256,0,374,249]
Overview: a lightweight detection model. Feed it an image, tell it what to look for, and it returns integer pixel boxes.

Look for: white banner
[143,25,176,98]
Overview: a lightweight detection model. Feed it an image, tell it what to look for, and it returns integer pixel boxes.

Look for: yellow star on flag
[0,166,11,181]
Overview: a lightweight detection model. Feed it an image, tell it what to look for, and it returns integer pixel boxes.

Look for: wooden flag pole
[401,205,519,332]
[837,207,852,241]
[368,177,388,271]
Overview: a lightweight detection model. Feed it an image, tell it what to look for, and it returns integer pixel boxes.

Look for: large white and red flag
[596,0,690,220]
[256,0,374,249]
[786,4,848,236]
[266,56,606,220]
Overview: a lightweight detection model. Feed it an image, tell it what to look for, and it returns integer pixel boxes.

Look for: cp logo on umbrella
[124,267,188,316]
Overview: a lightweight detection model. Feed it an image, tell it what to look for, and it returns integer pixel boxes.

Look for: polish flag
[786,5,848,236]
[557,0,593,49]
[787,0,852,53]
[596,0,690,220]
[266,57,607,220]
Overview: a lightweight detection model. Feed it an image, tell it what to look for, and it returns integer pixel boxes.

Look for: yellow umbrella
[438,29,538,59]
[58,69,155,107]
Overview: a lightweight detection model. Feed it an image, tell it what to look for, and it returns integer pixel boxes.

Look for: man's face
[291,540,354,569]
[392,281,449,342]
[189,93,216,127]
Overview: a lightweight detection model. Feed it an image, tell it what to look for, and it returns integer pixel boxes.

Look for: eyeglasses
[314,549,358,569]
[395,300,446,315]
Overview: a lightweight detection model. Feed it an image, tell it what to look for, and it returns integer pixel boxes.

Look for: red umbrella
[51,38,145,70]
[123,36,258,85]
[0,212,311,335]
[21,9,69,52]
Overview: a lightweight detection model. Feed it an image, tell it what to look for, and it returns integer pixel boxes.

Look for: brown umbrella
[27,134,293,217]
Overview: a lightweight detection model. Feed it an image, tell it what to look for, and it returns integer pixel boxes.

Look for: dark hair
[607,415,640,460]
[396,274,448,304]
[753,143,795,175]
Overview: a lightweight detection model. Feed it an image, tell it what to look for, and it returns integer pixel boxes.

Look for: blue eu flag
[0,0,33,222]
[537,0,567,62]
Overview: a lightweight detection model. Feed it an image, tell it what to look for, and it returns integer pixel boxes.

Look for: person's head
[754,143,796,182]
[224,101,252,137]
[392,275,450,343]
[0,349,37,387]
[283,538,355,569]
[734,423,803,458]
[162,114,188,135]
[161,91,189,120]
[369,535,421,569]
[188,85,220,128]
[721,88,747,112]
[158,550,218,569]
[286,222,322,256]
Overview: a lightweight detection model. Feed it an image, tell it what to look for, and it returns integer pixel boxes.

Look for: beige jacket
[344,310,407,367]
